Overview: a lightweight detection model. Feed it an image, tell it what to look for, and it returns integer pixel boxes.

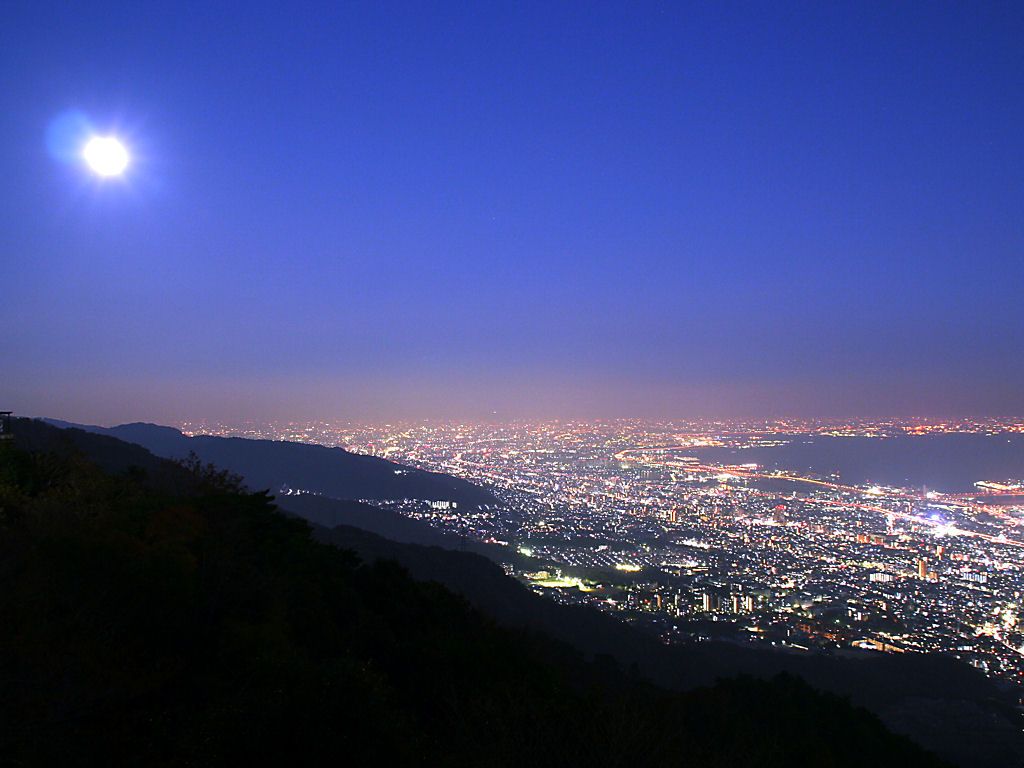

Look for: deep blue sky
[2,1,1022,423]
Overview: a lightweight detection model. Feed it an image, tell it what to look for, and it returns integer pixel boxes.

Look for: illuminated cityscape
[181,417,1024,686]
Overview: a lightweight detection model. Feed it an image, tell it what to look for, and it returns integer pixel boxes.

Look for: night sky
[2,2,1022,423]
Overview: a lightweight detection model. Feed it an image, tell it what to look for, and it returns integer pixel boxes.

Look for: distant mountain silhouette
[1,417,950,767]
[15,417,202,492]
[45,418,494,506]
[280,493,498,554]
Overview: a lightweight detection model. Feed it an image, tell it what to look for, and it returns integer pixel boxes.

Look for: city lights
[181,416,1024,685]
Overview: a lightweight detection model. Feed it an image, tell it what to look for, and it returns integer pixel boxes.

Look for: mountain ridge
[43,418,494,506]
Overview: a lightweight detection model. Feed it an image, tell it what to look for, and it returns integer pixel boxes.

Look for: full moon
[82,136,130,177]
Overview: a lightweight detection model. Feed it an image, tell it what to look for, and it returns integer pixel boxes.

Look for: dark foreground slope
[46,419,494,506]
[0,420,945,767]
[318,523,1022,768]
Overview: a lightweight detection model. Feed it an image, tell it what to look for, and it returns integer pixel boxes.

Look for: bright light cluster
[82,136,129,177]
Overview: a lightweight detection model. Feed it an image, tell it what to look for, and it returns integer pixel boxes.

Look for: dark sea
[690,433,1024,494]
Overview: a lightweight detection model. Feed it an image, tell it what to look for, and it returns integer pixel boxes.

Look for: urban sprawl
[181,418,1024,686]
